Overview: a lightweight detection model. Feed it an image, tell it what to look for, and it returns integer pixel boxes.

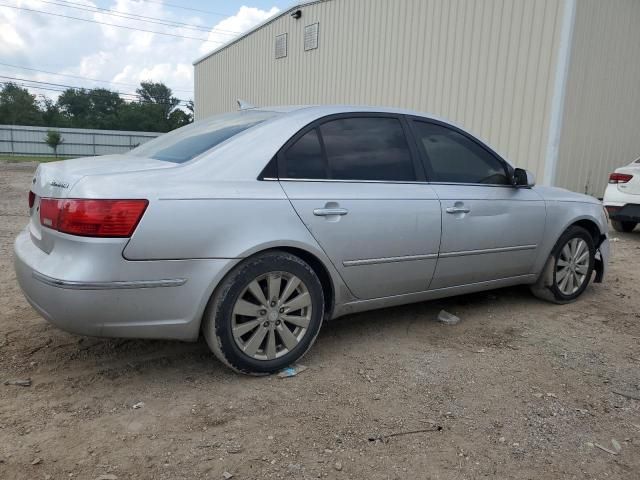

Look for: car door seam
[276,180,360,300]
[425,187,443,291]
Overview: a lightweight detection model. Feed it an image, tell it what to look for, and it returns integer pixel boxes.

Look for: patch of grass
[0,155,74,163]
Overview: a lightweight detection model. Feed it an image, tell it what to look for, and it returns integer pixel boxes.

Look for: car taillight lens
[609,173,633,184]
[605,206,619,215]
[39,198,148,237]
[28,191,35,209]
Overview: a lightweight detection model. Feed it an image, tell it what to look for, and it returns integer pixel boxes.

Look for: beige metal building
[193,0,640,196]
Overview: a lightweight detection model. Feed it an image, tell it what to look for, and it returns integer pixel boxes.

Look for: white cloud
[199,5,280,55]
[0,1,280,102]
[78,52,114,79]
[113,62,193,85]
[0,23,25,53]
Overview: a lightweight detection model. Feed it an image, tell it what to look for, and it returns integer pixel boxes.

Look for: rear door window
[283,128,327,179]
[320,117,415,181]
[283,116,417,181]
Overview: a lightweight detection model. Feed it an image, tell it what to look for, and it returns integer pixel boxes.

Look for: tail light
[39,198,148,237]
[28,191,35,209]
[609,173,633,184]
[605,206,620,215]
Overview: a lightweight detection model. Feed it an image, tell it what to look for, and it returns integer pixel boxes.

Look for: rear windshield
[130,110,279,163]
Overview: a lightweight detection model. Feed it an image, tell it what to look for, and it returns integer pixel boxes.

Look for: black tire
[202,250,324,375]
[611,220,636,233]
[530,226,595,304]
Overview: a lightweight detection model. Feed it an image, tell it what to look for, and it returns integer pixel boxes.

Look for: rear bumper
[604,203,640,223]
[14,228,238,341]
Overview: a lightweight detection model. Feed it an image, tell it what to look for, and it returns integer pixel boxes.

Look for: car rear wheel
[530,226,595,304]
[611,220,636,233]
[202,251,324,375]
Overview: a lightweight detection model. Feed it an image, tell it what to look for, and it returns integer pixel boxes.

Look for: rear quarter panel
[119,179,354,306]
[122,180,318,259]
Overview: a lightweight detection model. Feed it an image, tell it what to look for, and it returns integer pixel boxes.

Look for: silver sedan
[14,105,610,374]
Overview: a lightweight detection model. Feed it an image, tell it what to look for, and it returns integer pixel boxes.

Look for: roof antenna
[237,99,256,111]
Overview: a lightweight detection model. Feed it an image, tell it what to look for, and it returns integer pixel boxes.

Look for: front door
[278,115,442,300]
[409,119,546,289]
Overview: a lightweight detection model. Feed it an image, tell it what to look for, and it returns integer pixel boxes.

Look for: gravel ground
[1,162,639,480]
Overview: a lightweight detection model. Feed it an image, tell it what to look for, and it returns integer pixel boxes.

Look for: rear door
[278,114,442,300]
[409,118,546,289]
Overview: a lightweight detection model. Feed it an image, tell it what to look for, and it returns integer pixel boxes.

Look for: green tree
[137,81,179,111]
[117,102,161,132]
[57,88,92,126]
[40,97,69,127]
[89,88,124,129]
[57,88,123,129]
[44,130,63,157]
[135,81,184,132]
[0,83,43,125]
[168,108,193,130]
[0,81,192,132]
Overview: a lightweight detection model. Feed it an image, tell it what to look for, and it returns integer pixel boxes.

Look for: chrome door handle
[446,206,470,214]
[313,208,349,216]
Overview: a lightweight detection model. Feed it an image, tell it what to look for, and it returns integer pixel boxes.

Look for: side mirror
[513,168,535,187]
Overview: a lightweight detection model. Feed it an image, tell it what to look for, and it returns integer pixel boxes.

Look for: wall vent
[275,33,287,59]
[304,23,319,51]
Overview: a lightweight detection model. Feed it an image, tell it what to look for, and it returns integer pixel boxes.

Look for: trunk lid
[31,154,174,198]
[614,165,640,195]
[28,154,174,252]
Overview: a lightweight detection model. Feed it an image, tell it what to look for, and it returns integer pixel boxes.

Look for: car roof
[251,104,469,133]
[255,104,445,120]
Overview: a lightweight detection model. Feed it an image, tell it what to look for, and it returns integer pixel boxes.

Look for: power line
[0,81,191,108]
[0,62,193,93]
[0,74,151,99]
[0,76,192,106]
[0,3,226,44]
[133,0,236,18]
[1,80,88,95]
[39,0,242,36]
[1,78,192,106]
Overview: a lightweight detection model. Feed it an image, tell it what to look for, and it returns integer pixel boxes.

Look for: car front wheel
[611,220,636,233]
[202,251,325,375]
[531,226,595,304]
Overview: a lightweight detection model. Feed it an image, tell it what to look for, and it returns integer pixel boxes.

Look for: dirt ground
[1,162,639,480]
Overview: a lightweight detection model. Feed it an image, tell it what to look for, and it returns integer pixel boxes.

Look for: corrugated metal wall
[0,125,160,157]
[195,0,565,180]
[556,0,640,196]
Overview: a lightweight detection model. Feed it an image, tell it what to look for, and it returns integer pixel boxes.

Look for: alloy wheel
[555,238,589,295]
[231,272,312,361]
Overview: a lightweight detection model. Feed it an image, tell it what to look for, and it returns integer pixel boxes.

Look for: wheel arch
[534,215,604,291]
[203,242,341,329]
[570,218,604,246]
[568,218,607,283]
[275,246,335,319]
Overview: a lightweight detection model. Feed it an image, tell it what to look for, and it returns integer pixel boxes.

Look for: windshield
[130,110,279,163]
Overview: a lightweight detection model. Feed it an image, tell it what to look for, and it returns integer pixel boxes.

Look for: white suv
[603,157,640,232]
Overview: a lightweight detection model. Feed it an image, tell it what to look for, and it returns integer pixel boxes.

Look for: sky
[0,0,291,104]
